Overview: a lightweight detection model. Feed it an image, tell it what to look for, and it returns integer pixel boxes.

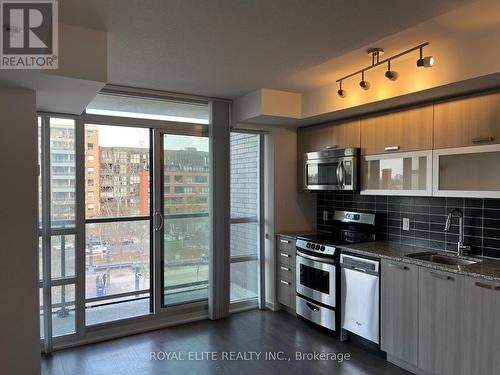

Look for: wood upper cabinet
[297,118,360,159]
[360,105,433,155]
[380,260,418,366]
[434,91,500,149]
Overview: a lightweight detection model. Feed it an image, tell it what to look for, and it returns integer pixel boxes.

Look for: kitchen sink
[406,252,482,267]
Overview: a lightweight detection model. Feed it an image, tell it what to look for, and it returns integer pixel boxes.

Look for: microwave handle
[340,161,345,188]
[336,160,344,188]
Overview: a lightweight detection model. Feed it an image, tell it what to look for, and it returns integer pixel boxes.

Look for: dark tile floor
[42,309,410,375]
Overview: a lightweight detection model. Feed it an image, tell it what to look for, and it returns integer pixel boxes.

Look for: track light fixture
[359,71,369,90]
[337,80,346,97]
[416,46,434,67]
[385,60,397,81]
[336,42,433,98]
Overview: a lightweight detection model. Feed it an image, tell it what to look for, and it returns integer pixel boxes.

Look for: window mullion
[41,114,53,353]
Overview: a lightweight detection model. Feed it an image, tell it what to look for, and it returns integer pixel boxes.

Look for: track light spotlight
[359,71,369,90]
[335,42,431,94]
[416,46,434,67]
[337,80,346,97]
[385,60,397,80]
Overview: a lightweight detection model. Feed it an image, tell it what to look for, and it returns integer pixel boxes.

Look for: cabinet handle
[384,146,400,152]
[472,136,494,144]
[388,262,409,270]
[280,266,291,271]
[280,280,291,285]
[325,145,338,150]
[475,281,500,291]
[429,271,454,281]
[280,239,291,244]
[280,252,291,258]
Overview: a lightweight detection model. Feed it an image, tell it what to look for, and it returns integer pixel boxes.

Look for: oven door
[304,156,356,191]
[296,251,336,307]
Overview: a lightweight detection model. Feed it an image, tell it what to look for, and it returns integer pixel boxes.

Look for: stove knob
[315,244,320,250]
[321,246,325,251]
[306,243,311,248]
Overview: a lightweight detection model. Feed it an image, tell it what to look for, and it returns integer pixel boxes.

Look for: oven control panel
[295,238,336,256]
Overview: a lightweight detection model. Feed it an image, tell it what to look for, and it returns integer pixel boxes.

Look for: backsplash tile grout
[317,192,500,258]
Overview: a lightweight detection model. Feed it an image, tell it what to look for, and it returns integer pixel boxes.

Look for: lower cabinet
[381,261,500,375]
[380,259,418,366]
[276,235,296,310]
[277,276,295,309]
[418,267,464,375]
[462,277,500,375]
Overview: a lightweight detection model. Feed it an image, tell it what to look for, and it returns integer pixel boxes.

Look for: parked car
[85,244,109,255]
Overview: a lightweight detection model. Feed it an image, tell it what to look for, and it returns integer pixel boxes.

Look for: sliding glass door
[83,124,152,325]
[38,92,220,351]
[159,133,210,306]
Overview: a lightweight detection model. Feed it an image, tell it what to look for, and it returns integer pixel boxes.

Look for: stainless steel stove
[295,210,375,331]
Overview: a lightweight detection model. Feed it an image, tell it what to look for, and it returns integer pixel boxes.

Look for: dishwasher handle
[340,254,380,275]
[341,264,379,276]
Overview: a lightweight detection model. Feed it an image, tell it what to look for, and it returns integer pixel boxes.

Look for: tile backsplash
[317,192,500,259]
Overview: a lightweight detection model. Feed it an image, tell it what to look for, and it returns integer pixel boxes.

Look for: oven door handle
[306,302,320,312]
[296,251,336,264]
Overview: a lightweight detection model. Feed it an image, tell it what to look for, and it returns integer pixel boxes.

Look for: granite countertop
[276,231,317,239]
[340,241,500,282]
[276,232,500,283]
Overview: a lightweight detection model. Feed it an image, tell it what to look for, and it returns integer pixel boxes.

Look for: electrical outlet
[402,217,410,231]
[323,210,328,221]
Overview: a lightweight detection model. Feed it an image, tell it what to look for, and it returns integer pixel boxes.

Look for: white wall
[267,126,315,307]
[0,88,40,375]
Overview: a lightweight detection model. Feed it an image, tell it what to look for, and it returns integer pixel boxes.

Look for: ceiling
[59,0,474,99]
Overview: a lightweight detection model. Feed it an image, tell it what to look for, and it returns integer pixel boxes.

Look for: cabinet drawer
[278,250,294,267]
[277,236,295,253]
[277,278,295,309]
[278,264,295,282]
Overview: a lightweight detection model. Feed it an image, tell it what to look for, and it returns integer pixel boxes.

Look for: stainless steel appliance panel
[296,251,336,307]
[340,254,380,344]
[296,295,336,331]
[303,148,359,191]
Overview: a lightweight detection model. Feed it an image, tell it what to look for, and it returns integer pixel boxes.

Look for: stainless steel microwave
[303,148,359,191]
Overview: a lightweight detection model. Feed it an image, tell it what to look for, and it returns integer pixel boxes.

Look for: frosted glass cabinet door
[361,151,432,196]
[433,144,500,198]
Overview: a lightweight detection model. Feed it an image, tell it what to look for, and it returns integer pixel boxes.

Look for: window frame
[37,89,232,352]
[229,131,265,306]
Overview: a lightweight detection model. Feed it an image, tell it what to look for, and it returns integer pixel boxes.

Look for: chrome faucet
[444,208,471,256]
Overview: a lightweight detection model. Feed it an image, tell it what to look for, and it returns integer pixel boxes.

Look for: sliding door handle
[154,211,164,231]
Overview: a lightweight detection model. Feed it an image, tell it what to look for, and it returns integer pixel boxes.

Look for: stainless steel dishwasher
[340,253,380,344]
